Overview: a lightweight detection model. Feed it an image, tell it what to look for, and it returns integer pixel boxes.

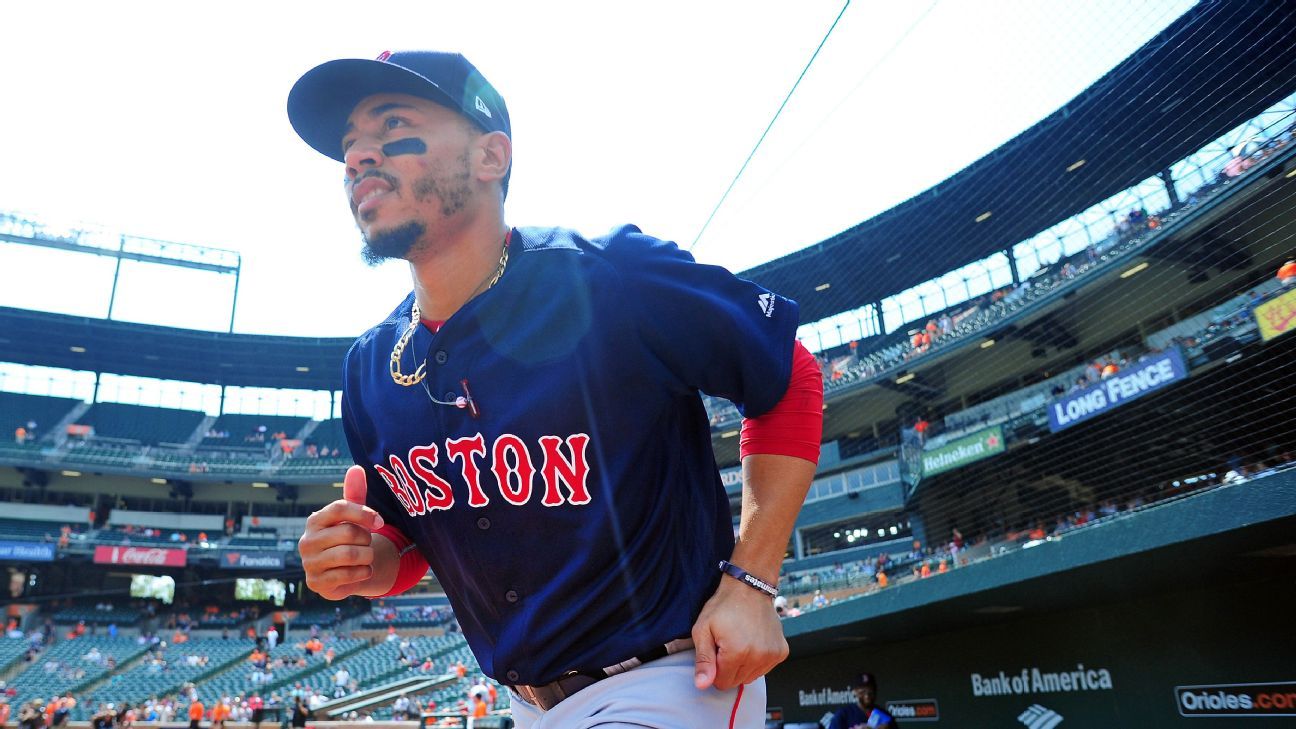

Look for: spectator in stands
[1277,260,1296,288]
[0,697,9,729]
[265,625,278,651]
[290,698,309,729]
[17,702,40,729]
[1223,143,1254,178]
[332,667,350,698]
[391,694,411,721]
[913,417,929,445]
[247,694,265,729]
[187,697,204,729]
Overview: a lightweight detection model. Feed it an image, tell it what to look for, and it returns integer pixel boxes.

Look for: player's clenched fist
[299,465,395,600]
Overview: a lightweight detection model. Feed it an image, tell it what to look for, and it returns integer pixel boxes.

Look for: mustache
[347,170,402,212]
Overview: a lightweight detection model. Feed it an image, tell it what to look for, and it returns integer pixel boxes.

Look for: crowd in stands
[0,595,520,729]
[706,116,1296,430]
[780,446,1293,617]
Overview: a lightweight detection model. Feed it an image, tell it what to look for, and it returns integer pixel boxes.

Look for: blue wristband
[717,560,779,598]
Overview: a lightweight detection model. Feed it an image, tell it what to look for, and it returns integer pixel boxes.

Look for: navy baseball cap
[287,50,511,194]
[854,672,878,689]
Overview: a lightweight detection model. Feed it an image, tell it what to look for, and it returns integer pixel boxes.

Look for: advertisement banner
[93,545,187,567]
[1175,680,1296,717]
[922,425,1005,477]
[219,551,286,570]
[1253,287,1296,342]
[885,699,940,722]
[1047,348,1188,432]
[0,540,56,562]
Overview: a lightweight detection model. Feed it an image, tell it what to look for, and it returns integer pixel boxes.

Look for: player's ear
[475,130,512,191]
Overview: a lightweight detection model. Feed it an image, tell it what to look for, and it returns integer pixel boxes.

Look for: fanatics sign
[93,545,187,567]
[219,551,286,570]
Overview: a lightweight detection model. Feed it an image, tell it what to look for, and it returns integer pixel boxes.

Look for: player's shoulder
[513,224,691,265]
[346,292,417,364]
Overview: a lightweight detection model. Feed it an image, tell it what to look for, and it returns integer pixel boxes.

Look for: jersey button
[434,350,448,365]
[476,517,491,530]
[505,590,519,603]
[506,670,520,683]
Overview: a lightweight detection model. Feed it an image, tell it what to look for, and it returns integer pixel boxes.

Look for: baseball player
[290,50,824,728]
[826,673,896,729]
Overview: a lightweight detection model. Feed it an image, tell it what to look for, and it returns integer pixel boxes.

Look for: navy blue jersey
[341,225,799,686]
[827,704,897,729]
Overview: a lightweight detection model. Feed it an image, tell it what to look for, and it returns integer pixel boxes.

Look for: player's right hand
[299,465,386,600]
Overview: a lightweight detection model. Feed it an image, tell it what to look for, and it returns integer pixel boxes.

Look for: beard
[358,152,473,267]
[361,220,425,266]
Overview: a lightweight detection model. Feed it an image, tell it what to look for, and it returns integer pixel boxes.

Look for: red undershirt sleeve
[372,524,429,598]
[739,340,824,463]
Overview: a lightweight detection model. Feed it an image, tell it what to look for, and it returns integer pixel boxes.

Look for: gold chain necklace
[390,234,511,387]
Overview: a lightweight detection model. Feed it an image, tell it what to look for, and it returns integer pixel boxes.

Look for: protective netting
[724,0,1296,595]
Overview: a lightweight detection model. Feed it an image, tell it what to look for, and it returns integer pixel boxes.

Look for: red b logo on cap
[376,51,392,62]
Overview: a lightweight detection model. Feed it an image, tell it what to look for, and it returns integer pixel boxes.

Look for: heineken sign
[922,425,1005,477]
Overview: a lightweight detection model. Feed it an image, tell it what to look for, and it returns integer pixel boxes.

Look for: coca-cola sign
[93,545,188,567]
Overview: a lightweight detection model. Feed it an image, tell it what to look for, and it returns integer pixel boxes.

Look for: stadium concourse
[3,2,1296,727]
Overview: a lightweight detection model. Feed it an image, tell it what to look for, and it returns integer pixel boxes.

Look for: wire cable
[689,0,853,252]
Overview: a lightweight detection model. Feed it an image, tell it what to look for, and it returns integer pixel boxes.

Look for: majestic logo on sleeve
[375,432,592,515]
[757,293,776,318]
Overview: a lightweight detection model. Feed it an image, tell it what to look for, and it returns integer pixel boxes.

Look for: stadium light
[1066,159,1087,172]
[61,470,81,477]
[69,346,86,353]
[895,372,915,384]
[295,366,311,372]
[814,283,831,292]
[1120,262,1150,279]
[151,477,167,484]
[980,339,996,349]
[1286,167,1296,179]
[975,211,993,223]
[252,482,270,488]
[721,429,739,438]
[333,482,345,488]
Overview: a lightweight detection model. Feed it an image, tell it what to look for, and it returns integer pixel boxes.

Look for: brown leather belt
[509,637,694,711]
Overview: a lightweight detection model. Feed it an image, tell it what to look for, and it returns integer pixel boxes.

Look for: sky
[0,0,1196,339]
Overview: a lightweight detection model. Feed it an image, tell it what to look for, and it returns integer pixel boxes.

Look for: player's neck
[408,215,510,322]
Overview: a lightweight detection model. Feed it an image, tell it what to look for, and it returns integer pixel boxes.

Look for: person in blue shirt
[827,672,896,729]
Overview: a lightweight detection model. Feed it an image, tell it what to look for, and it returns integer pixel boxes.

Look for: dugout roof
[740,0,1296,324]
